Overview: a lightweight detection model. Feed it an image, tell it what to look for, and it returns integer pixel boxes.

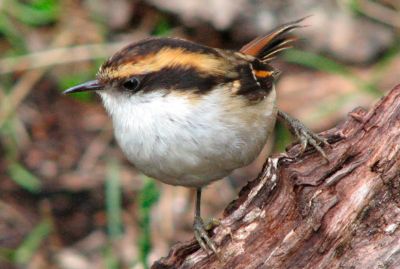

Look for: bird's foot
[193,215,219,256]
[278,111,329,162]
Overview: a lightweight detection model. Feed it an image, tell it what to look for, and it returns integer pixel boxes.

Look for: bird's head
[63,38,238,108]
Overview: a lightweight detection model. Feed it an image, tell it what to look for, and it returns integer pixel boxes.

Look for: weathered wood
[152,85,400,269]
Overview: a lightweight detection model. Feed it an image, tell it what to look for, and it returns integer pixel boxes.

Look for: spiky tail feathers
[240,17,306,63]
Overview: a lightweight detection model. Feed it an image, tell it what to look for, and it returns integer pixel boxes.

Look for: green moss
[137,177,159,269]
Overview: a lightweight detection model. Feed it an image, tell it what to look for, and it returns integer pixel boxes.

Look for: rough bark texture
[152,85,400,269]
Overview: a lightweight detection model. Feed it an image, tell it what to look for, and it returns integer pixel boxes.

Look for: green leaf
[345,0,363,15]
[105,159,123,239]
[5,0,60,26]
[283,49,353,77]
[274,121,292,153]
[152,17,172,36]
[0,14,26,52]
[0,247,14,263]
[7,162,42,193]
[103,244,120,269]
[283,49,382,97]
[137,176,159,269]
[13,219,52,265]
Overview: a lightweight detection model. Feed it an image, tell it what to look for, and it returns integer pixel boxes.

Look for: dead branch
[152,84,400,269]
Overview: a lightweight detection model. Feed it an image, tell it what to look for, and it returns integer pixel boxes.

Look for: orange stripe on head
[99,47,231,81]
[254,70,272,78]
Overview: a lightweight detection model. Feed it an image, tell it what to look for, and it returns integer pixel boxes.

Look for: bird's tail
[240,17,307,62]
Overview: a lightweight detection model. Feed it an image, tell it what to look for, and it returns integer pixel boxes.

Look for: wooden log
[152,85,400,269]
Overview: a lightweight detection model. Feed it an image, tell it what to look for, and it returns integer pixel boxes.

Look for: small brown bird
[64,18,327,254]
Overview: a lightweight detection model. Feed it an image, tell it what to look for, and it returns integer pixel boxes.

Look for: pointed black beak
[63,80,103,94]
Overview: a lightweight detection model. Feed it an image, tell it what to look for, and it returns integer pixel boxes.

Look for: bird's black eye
[122,77,140,92]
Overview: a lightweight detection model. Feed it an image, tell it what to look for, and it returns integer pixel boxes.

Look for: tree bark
[152,85,400,269]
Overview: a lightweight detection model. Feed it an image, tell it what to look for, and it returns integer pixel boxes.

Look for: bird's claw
[193,216,219,256]
[278,111,329,162]
[296,125,328,161]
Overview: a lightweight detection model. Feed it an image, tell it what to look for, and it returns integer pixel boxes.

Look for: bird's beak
[63,80,103,94]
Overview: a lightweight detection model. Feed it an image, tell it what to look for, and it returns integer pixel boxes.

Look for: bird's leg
[193,188,218,255]
[277,110,329,161]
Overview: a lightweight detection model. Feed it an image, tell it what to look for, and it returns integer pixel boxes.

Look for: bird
[64,18,327,255]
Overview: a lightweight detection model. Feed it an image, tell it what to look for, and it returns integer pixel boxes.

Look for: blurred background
[0,0,399,268]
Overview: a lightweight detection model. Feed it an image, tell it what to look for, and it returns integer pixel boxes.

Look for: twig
[0,70,44,127]
[356,0,400,28]
[78,125,114,172]
[0,32,76,127]
[0,41,130,75]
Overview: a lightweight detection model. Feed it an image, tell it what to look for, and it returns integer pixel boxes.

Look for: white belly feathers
[100,86,277,187]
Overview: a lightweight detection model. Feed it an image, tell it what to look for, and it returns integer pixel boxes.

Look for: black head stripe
[140,67,229,93]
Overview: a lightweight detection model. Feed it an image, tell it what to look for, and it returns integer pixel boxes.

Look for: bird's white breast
[99,86,277,187]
